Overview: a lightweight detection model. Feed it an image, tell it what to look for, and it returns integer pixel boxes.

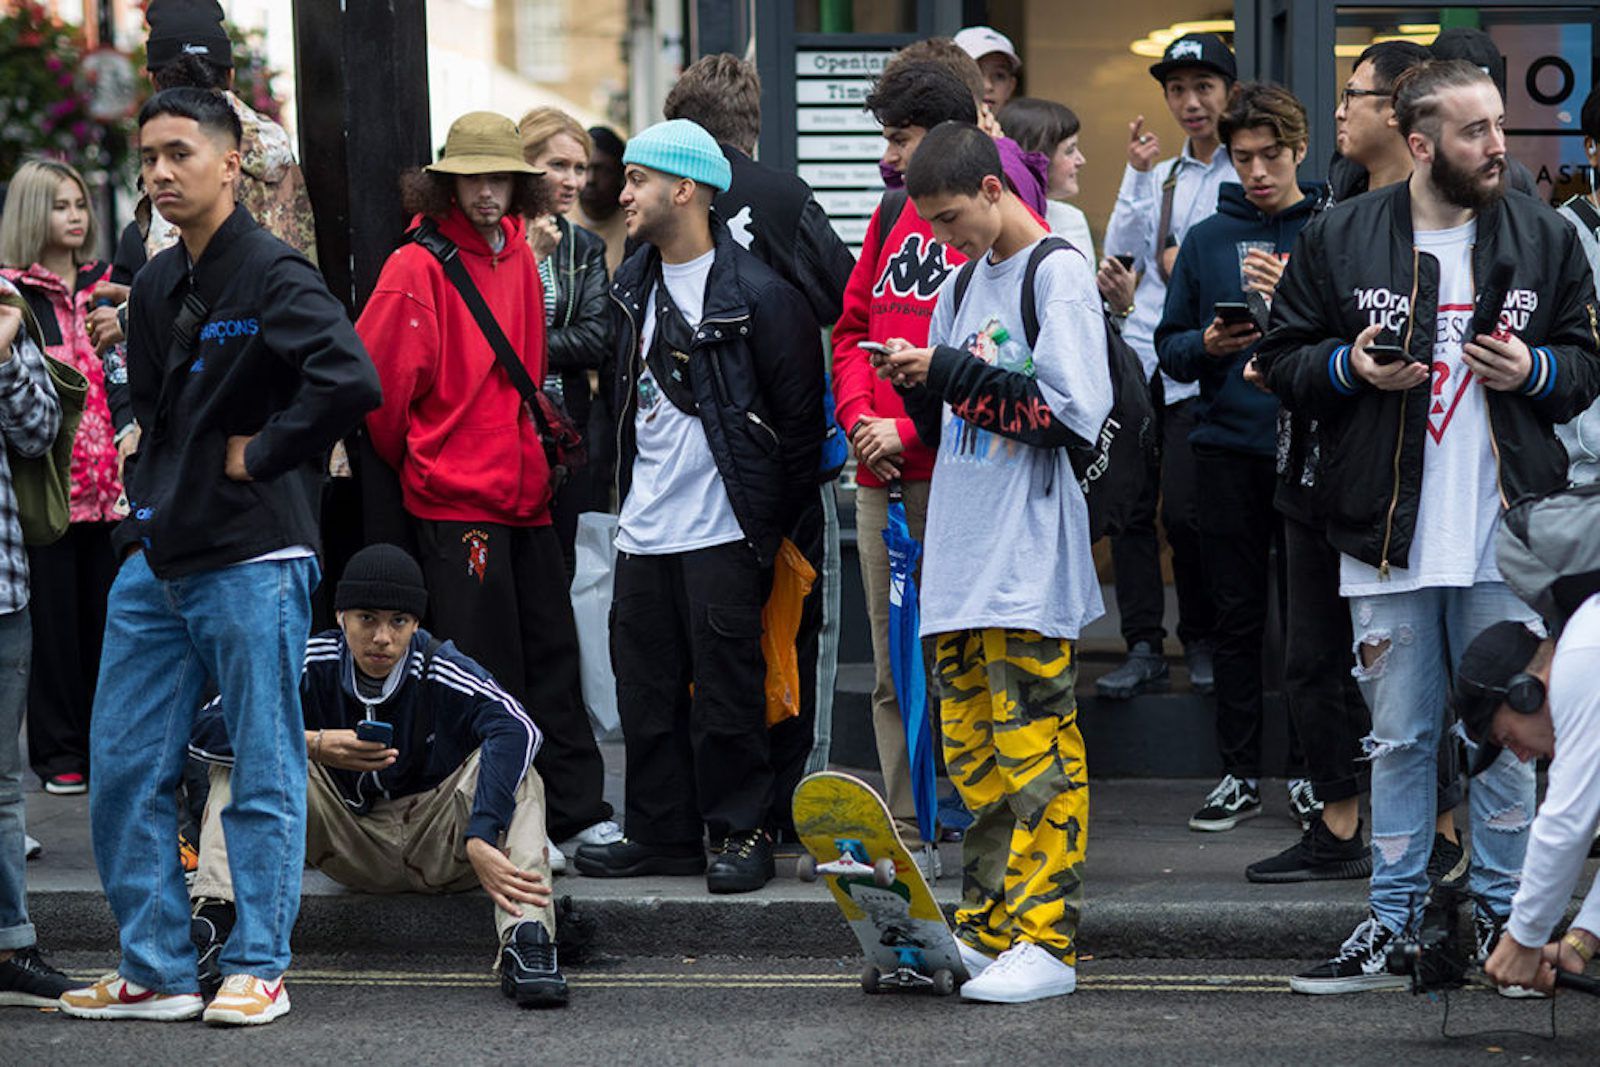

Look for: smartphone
[354,719,394,747]
[1365,343,1410,366]
[1214,302,1255,327]
[1113,254,1135,271]
[859,341,892,356]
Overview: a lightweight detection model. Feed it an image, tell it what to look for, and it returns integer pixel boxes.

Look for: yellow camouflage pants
[935,628,1086,963]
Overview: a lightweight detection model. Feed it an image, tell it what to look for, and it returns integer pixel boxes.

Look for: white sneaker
[547,839,568,875]
[558,819,624,854]
[58,972,204,1021]
[956,938,995,979]
[24,834,41,860]
[915,845,942,883]
[958,941,1077,1003]
[202,974,290,1026]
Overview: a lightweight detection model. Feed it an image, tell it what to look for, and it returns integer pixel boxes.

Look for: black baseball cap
[1149,33,1237,84]
[1431,27,1507,99]
[1451,620,1544,776]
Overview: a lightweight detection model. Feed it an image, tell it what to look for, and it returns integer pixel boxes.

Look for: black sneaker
[1188,774,1261,832]
[1185,641,1215,696]
[499,920,568,1008]
[1472,902,1545,999]
[1425,833,1469,899]
[1289,913,1408,994]
[1096,641,1169,699]
[1286,779,1322,832]
[0,946,75,1007]
[572,838,706,878]
[705,829,775,894]
[190,897,235,1000]
[1246,818,1371,883]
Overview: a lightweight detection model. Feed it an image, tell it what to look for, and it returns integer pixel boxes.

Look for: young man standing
[878,120,1111,1002]
[187,545,565,1008]
[60,87,381,1025]
[1156,83,1321,836]
[1328,41,1433,202]
[1261,61,1600,993]
[1099,32,1236,702]
[357,113,619,874]
[831,62,978,867]
[573,119,823,892]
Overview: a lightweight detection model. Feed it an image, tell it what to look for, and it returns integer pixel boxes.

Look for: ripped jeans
[1348,581,1536,934]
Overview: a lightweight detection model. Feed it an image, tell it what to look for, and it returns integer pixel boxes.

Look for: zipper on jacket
[1378,246,1421,579]
[609,289,641,504]
[746,410,779,449]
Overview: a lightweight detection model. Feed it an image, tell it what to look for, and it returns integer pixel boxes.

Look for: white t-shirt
[616,249,744,556]
[1046,201,1095,262]
[1342,220,1502,597]
[1507,593,1600,948]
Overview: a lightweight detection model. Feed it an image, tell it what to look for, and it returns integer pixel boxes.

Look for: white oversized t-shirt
[1342,220,1503,597]
[616,249,744,555]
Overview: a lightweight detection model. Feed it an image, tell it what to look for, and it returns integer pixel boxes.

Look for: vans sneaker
[1286,779,1322,831]
[958,942,1076,1003]
[202,974,290,1026]
[59,972,204,1021]
[1473,904,1546,999]
[1188,774,1261,832]
[0,946,75,1007]
[956,938,995,980]
[1289,913,1408,994]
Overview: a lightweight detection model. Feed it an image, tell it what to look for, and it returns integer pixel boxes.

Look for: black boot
[706,830,775,894]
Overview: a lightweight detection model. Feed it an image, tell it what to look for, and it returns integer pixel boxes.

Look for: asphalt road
[7,954,1599,1065]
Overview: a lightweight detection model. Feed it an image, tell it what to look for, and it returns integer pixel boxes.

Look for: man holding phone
[184,545,566,1009]
[1156,82,1322,835]
[1259,60,1600,993]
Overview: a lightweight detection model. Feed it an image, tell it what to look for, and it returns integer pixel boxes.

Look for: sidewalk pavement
[21,741,1590,962]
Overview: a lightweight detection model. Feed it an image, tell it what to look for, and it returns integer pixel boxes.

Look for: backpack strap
[950,259,979,318]
[1154,158,1182,284]
[409,218,561,472]
[1020,237,1074,350]
[407,634,447,757]
[1565,194,1600,237]
[877,190,908,244]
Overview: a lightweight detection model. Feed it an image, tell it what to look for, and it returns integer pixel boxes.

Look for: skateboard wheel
[931,969,957,996]
[796,854,817,882]
[861,966,883,994]
[872,858,896,887]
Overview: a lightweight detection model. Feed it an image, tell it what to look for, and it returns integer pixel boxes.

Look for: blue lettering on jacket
[197,318,260,346]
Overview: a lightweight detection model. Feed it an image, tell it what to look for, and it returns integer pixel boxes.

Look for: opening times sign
[794,50,892,249]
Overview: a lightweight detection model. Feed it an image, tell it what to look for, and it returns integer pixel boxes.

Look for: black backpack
[949,236,1154,540]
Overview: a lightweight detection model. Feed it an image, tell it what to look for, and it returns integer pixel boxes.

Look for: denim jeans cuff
[0,922,37,951]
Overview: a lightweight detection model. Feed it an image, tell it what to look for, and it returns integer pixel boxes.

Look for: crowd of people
[3,0,1600,1023]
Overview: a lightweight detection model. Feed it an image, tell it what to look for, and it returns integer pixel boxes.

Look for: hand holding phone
[1364,343,1408,366]
[1213,301,1255,327]
[354,719,394,747]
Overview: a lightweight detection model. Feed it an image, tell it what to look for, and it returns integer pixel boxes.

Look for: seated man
[186,545,565,1008]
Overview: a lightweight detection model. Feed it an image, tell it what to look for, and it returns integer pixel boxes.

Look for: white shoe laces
[1332,916,1382,963]
[1204,774,1245,806]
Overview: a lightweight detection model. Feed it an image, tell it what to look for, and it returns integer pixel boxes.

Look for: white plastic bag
[570,511,620,736]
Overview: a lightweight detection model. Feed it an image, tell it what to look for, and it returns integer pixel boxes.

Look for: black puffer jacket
[545,215,609,430]
[610,218,825,564]
[1258,182,1600,573]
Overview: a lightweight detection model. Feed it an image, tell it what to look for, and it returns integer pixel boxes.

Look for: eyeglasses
[1341,87,1392,107]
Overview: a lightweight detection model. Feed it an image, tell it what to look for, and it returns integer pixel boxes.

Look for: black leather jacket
[610,218,825,564]
[1259,183,1600,573]
[545,215,610,429]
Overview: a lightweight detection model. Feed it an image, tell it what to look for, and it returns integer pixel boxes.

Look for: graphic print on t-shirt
[944,316,1029,467]
[873,232,952,300]
[1429,302,1476,444]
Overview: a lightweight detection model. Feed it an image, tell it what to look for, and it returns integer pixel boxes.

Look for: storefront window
[795,0,916,34]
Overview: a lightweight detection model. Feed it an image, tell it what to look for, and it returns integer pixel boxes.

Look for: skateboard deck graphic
[792,771,967,994]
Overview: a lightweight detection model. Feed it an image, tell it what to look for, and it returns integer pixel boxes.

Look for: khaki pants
[192,751,554,946]
[853,481,934,849]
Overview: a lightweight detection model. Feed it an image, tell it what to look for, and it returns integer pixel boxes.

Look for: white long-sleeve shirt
[1102,143,1234,405]
[1506,593,1600,948]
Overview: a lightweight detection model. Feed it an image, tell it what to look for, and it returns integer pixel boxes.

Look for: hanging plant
[0,1,105,180]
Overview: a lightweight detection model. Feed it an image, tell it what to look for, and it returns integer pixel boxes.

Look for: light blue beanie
[622,119,732,192]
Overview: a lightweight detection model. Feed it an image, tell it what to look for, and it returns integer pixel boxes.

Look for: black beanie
[335,544,428,618]
[146,0,234,72]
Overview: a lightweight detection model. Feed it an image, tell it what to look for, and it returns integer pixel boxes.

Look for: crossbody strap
[1154,158,1181,284]
[1565,194,1600,238]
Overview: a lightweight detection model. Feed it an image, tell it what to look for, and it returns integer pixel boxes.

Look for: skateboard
[792,770,967,995]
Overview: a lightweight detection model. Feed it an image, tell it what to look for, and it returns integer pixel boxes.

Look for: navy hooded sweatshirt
[1155,182,1322,457]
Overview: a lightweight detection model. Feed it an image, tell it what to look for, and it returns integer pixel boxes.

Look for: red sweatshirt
[358,209,553,525]
[831,197,966,487]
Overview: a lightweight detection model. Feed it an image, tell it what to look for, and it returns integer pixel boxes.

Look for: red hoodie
[358,208,553,525]
[831,197,966,487]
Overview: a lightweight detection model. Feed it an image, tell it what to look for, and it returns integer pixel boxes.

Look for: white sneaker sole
[204,995,290,1026]
[0,991,69,1008]
[1189,806,1261,832]
[59,996,205,1021]
[1288,973,1407,995]
[960,974,1077,1003]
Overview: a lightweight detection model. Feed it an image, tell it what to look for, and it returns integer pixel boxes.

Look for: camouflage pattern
[139,91,318,263]
[934,628,1087,963]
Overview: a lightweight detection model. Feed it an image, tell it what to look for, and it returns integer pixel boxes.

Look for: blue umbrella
[882,479,938,864]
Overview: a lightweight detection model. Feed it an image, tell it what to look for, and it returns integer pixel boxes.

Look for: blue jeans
[1349,581,1537,934]
[89,553,317,991]
[0,608,34,951]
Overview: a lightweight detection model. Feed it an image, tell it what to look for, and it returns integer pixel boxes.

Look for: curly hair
[398,168,549,222]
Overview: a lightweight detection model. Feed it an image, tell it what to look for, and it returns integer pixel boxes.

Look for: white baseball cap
[953,26,1021,71]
